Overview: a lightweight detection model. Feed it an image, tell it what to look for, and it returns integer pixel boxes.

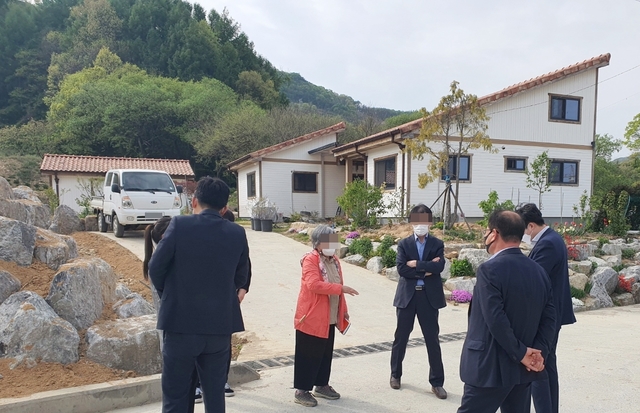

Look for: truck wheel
[113,214,125,238]
[97,212,107,233]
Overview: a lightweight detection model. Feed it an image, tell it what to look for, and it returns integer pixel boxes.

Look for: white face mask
[413,225,429,237]
[322,249,336,257]
[522,233,532,245]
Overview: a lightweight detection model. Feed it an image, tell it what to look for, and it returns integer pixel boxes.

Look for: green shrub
[477,190,515,227]
[450,258,475,277]
[336,180,386,228]
[382,249,397,268]
[289,212,302,222]
[598,237,609,247]
[376,235,395,254]
[444,228,478,241]
[594,248,605,257]
[570,286,586,300]
[349,237,373,258]
[584,281,593,294]
[432,221,444,230]
[612,264,626,272]
[622,249,635,260]
[591,261,598,272]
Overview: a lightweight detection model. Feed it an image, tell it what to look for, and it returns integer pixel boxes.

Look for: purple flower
[450,290,473,303]
[346,231,360,239]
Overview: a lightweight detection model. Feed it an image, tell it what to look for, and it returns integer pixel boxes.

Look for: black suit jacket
[393,235,446,309]
[459,248,556,388]
[528,228,576,329]
[149,209,249,335]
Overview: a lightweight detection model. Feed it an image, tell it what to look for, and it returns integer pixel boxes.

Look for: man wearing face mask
[515,203,575,413]
[458,210,556,413]
[390,204,448,400]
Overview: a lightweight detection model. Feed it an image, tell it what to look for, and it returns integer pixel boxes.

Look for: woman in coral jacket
[293,224,359,407]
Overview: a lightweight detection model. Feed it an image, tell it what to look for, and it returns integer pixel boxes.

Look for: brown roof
[227,122,346,170]
[333,53,611,155]
[40,154,195,177]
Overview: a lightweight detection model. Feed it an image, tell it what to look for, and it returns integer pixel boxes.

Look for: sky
[200,0,640,158]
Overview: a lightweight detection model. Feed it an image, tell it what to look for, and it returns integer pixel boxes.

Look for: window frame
[373,155,397,190]
[246,172,256,198]
[504,156,527,173]
[441,154,471,182]
[548,94,582,124]
[548,159,580,186]
[292,171,318,193]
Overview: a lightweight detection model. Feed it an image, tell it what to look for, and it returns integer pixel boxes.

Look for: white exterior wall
[55,173,104,213]
[366,145,405,216]
[235,132,344,218]
[407,143,592,220]
[237,163,260,217]
[485,69,597,146]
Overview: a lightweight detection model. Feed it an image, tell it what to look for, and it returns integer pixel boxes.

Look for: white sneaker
[194,387,203,403]
[224,383,235,397]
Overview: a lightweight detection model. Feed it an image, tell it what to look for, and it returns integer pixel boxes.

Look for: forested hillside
[0,0,418,184]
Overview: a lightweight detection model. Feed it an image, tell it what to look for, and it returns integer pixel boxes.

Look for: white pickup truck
[90,169,183,237]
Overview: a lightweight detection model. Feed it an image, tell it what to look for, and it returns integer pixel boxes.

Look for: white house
[40,154,195,213]
[332,53,611,221]
[228,122,346,218]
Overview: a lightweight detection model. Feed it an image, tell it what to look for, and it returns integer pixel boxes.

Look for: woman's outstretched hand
[342,285,359,296]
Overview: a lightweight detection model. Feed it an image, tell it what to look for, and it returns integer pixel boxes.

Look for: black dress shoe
[390,376,401,389]
[432,386,447,399]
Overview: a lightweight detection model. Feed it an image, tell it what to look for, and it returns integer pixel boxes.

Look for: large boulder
[632,283,640,304]
[587,256,608,269]
[591,267,619,295]
[602,243,622,256]
[440,259,452,281]
[115,283,133,300]
[0,270,21,305]
[113,293,155,319]
[0,216,37,266]
[570,244,592,261]
[84,215,99,232]
[85,315,161,375]
[0,198,51,229]
[49,205,82,235]
[337,245,349,259]
[444,277,476,293]
[572,297,586,313]
[0,291,79,364]
[385,267,399,282]
[0,177,14,200]
[366,257,384,274]
[12,186,40,202]
[343,254,366,266]
[569,273,589,291]
[46,258,118,330]
[588,283,614,309]
[619,266,640,284]
[568,260,593,275]
[33,228,78,270]
[613,293,635,306]
[603,255,621,267]
[458,249,490,272]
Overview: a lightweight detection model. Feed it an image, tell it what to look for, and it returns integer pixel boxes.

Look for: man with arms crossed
[516,203,576,413]
[150,177,249,413]
[390,204,447,400]
[458,210,556,413]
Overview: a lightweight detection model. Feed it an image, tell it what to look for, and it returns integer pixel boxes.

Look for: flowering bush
[617,275,633,293]
[567,245,580,261]
[346,231,360,239]
[554,221,585,236]
[450,290,473,303]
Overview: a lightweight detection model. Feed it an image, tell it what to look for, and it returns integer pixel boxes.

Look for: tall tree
[404,81,493,228]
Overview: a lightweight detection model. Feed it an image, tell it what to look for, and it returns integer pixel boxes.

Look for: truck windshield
[122,172,176,193]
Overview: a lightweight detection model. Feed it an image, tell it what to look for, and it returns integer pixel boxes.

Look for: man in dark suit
[516,203,576,413]
[390,204,447,399]
[150,177,249,413]
[458,210,556,413]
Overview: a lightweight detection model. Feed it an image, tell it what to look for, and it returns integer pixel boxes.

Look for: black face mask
[484,230,494,254]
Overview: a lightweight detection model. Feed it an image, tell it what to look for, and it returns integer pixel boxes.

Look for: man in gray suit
[150,177,249,413]
[458,210,556,413]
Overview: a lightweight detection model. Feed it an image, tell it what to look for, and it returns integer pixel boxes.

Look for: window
[105,172,113,187]
[374,157,396,190]
[549,95,581,122]
[352,160,365,181]
[292,172,317,193]
[505,157,527,172]
[442,155,470,181]
[549,160,578,184]
[112,173,120,186]
[247,172,256,197]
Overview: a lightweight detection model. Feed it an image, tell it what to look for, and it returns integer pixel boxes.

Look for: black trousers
[162,331,230,413]
[390,289,445,387]
[532,327,561,413]
[294,326,336,391]
[458,383,532,413]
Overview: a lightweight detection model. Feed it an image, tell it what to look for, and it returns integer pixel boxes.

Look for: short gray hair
[310,224,334,249]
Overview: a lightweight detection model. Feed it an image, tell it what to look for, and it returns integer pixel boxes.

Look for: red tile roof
[40,154,195,177]
[227,122,346,170]
[333,53,611,155]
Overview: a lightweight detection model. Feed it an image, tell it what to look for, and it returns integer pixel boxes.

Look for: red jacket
[294,250,349,338]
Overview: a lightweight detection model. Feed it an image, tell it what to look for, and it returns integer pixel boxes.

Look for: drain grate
[238,331,466,372]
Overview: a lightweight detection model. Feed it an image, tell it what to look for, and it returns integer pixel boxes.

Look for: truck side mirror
[111,184,121,193]
[176,185,183,194]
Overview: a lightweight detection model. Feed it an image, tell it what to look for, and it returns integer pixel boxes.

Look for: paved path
[100,228,640,412]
